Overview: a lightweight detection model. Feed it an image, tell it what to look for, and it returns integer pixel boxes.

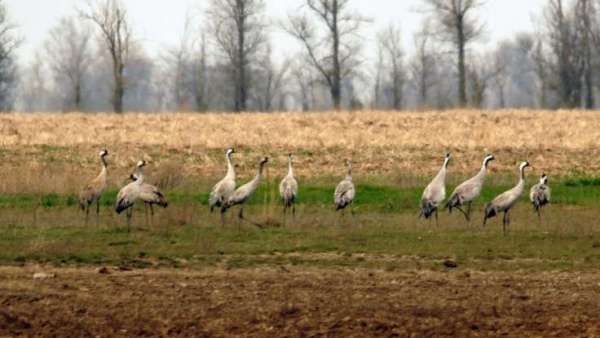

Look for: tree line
[4,0,600,113]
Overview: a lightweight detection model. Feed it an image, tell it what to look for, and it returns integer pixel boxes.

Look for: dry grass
[0,110,598,192]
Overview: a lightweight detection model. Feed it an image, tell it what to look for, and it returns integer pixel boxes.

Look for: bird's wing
[335,180,355,203]
[453,178,481,202]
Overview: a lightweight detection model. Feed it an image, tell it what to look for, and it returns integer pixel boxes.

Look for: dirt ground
[1,266,599,337]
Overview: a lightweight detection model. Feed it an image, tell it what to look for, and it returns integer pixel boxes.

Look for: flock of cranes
[79,149,550,234]
[420,154,550,235]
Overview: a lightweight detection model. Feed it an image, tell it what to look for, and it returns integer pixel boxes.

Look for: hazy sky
[8,0,547,64]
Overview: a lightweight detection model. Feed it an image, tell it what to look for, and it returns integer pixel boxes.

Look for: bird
[334,159,355,212]
[420,153,451,226]
[115,160,147,231]
[530,173,551,222]
[446,154,495,223]
[79,149,109,223]
[483,161,530,235]
[209,148,236,213]
[129,172,168,221]
[279,153,298,217]
[221,157,269,228]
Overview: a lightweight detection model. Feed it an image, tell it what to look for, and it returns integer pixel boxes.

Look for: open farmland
[1,110,600,336]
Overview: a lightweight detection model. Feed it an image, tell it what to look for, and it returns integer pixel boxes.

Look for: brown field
[0,110,599,193]
[1,265,599,337]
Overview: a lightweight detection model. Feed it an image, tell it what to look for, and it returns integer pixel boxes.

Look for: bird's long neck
[518,166,526,184]
[287,158,294,177]
[99,156,107,179]
[435,160,448,182]
[135,167,145,185]
[346,164,352,181]
[226,153,235,179]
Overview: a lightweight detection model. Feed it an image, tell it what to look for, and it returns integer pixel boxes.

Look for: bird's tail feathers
[446,194,460,213]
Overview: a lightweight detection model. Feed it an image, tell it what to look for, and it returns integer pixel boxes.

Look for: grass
[0,177,599,210]
[0,176,599,271]
[1,219,599,271]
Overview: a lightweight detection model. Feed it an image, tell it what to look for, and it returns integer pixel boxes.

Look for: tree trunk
[111,52,125,114]
[457,16,467,107]
[235,0,247,112]
[331,0,341,110]
[74,80,82,111]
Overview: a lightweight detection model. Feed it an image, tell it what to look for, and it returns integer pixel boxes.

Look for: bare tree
[491,42,509,108]
[45,16,91,111]
[0,0,20,111]
[256,44,291,111]
[290,57,316,111]
[576,0,595,108]
[163,17,194,111]
[208,0,266,112]
[423,0,485,107]
[285,0,368,110]
[377,24,405,110]
[410,21,436,109]
[82,0,132,113]
[192,33,209,112]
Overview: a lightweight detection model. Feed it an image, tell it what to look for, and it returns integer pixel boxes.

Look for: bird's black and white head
[137,160,147,168]
[260,157,269,165]
[443,152,452,168]
[540,173,548,185]
[99,149,109,157]
[519,161,530,171]
[483,154,495,168]
[226,148,235,156]
[288,153,293,161]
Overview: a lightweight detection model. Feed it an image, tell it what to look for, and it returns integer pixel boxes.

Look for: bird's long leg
[502,211,509,236]
[85,204,90,225]
[126,208,132,233]
[239,206,264,229]
[536,208,542,226]
[454,206,469,223]
[150,204,154,216]
[466,202,472,224]
[220,208,226,227]
[96,198,100,215]
[292,204,296,222]
[435,209,439,227]
[144,203,149,227]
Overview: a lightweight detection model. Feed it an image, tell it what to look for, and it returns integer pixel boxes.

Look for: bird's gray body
[115,163,145,215]
[130,173,168,209]
[335,161,355,211]
[221,158,269,227]
[484,161,530,234]
[279,155,298,209]
[421,154,450,219]
[446,154,494,221]
[209,149,236,211]
[79,150,108,219]
[530,175,550,215]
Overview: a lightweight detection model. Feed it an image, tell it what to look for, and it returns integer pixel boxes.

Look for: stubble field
[1,110,600,336]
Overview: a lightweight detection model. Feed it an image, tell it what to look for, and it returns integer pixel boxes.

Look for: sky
[7,0,548,65]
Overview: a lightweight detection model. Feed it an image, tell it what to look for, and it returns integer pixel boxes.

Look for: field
[2,110,600,336]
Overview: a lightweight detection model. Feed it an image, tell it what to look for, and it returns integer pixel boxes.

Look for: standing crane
[209,148,236,212]
[115,160,146,231]
[530,173,551,223]
[420,153,451,226]
[221,157,269,228]
[279,154,298,217]
[334,160,355,213]
[79,149,109,223]
[483,161,530,235]
[446,154,495,224]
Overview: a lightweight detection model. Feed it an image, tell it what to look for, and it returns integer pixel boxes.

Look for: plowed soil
[1,266,600,337]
